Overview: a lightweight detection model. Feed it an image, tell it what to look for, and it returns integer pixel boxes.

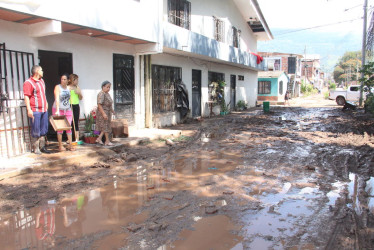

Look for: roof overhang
[232,0,273,41]
[0,7,153,45]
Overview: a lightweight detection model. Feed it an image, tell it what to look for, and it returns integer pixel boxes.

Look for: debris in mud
[223,191,234,195]
[126,223,142,233]
[148,222,162,232]
[165,139,174,146]
[305,165,316,171]
[90,162,111,168]
[126,154,138,162]
[107,155,123,163]
[163,195,174,200]
[146,185,155,190]
[205,205,218,214]
[162,178,171,183]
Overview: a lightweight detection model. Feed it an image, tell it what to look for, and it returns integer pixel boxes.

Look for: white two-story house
[0,0,272,157]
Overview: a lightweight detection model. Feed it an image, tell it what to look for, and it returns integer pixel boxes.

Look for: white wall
[163,0,258,53]
[0,19,138,120]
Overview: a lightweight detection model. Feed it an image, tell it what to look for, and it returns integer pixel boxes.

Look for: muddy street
[1,94,374,249]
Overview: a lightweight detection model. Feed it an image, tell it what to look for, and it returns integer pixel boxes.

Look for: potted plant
[83,110,98,144]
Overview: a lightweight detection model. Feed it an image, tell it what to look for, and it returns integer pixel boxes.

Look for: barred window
[214,16,225,42]
[168,0,191,30]
[152,65,182,113]
[279,80,283,95]
[288,57,296,74]
[258,81,271,94]
[232,26,240,48]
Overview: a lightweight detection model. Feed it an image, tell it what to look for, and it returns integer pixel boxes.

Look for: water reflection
[0,164,175,249]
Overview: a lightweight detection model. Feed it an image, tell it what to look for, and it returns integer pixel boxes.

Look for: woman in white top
[52,74,75,151]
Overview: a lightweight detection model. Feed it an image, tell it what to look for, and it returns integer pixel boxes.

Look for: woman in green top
[68,74,83,141]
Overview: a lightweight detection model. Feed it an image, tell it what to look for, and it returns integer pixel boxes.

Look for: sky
[257,0,374,72]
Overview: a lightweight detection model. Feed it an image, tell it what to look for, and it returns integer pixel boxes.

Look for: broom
[71,103,83,145]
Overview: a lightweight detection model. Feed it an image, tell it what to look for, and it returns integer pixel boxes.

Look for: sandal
[96,139,104,145]
[66,146,76,151]
[105,142,114,146]
[58,146,66,152]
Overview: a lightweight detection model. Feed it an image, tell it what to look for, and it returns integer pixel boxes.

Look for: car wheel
[336,96,345,106]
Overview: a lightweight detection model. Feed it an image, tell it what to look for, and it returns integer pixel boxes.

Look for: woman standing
[95,80,115,146]
[52,74,75,151]
[68,74,83,142]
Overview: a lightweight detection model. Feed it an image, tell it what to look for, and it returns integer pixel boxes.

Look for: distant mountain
[258,28,362,73]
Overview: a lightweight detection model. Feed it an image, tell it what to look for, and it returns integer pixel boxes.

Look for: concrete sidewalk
[0,127,182,180]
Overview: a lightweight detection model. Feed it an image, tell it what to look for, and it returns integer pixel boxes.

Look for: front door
[230,75,236,110]
[192,69,201,117]
[38,50,73,136]
[113,54,135,124]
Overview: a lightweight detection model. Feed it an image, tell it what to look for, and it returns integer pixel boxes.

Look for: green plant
[301,82,318,96]
[365,94,374,114]
[236,100,247,110]
[217,81,227,112]
[329,82,336,90]
[84,113,94,132]
[324,91,330,99]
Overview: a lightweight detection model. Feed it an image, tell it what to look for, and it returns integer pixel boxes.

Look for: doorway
[38,50,73,136]
[113,54,135,124]
[230,75,236,110]
[192,69,201,117]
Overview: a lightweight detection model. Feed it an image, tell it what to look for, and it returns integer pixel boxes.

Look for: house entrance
[230,75,236,110]
[38,50,73,136]
[113,54,134,124]
[192,69,201,117]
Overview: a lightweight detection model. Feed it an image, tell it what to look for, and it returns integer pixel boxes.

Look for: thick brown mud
[1,94,374,249]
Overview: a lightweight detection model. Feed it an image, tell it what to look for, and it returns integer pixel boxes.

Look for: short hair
[31,65,41,76]
[101,80,111,89]
[68,74,79,85]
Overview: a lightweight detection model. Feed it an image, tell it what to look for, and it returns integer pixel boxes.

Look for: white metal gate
[0,43,35,158]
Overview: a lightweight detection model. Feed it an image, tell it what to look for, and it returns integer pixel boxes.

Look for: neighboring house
[0,0,273,157]
[259,52,303,98]
[257,71,289,105]
[301,54,323,90]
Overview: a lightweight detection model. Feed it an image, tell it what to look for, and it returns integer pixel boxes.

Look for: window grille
[258,81,271,94]
[288,57,296,74]
[279,80,283,95]
[152,65,181,113]
[214,16,225,42]
[168,0,191,30]
[232,27,240,48]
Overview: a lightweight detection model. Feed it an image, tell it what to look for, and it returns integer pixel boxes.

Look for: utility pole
[360,0,368,106]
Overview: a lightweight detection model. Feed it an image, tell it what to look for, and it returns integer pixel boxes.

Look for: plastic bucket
[263,101,270,112]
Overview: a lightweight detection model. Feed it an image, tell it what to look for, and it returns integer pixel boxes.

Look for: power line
[274,18,362,37]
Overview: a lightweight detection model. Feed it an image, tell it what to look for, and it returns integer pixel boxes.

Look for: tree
[359,62,374,113]
[333,51,361,83]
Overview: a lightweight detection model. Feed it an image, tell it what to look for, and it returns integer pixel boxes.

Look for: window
[232,26,240,48]
[288,57,296,74]
[208,71,224,102]
[258,81,271,94]
[350,86,359,92]
[152,65,181,113]
[214,16,225,42]
[168,0,191,30]
[238,75,244,81]
[279,80,283,95]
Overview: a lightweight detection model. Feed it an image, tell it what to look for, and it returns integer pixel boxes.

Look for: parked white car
[329,85,367,105]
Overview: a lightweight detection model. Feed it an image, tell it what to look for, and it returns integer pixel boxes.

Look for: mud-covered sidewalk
[1,94,374,249]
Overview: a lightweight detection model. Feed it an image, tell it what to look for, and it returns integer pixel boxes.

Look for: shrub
[301,82,318,96]
[329,82,336,90]
[236,100,247,110]
[365,94,374,114]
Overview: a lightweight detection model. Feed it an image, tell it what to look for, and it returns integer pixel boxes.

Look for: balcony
[163,22,266,71]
